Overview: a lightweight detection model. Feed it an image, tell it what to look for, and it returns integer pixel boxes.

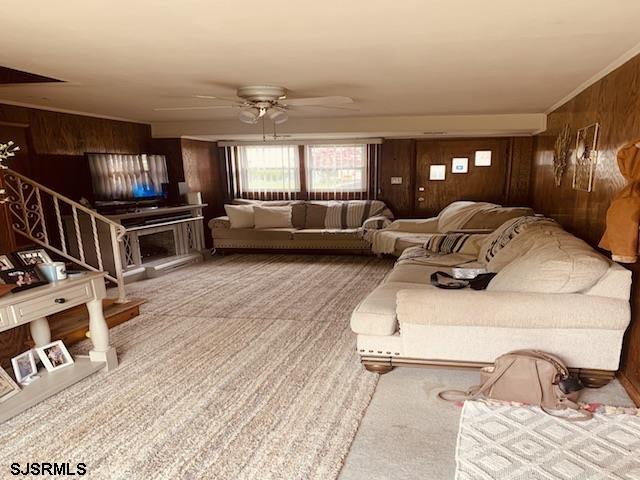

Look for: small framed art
[36,340,74,372]
[451,157,469,174]
[0,367,21,403]
[0,255,14,271]
[14,248,53,266]
[0,266,48,292]
[11,350,39,385]
[429,165,446,181]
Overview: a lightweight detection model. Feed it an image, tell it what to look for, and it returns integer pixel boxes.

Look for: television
[87,153,169,206]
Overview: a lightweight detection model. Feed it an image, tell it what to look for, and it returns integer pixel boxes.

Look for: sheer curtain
[305,144,370,200]
[230,145,300,200]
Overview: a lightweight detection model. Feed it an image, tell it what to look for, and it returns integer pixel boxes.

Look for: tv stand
[66,204,207,283]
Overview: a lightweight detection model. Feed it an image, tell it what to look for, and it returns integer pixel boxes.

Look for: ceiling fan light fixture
[268,109,289,125]
[238,108,259,124]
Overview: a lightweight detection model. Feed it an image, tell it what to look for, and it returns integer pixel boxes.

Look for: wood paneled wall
[152,138,225,248]
[0,103,152,370]
[530,54,640,404]
[378,136,533,217]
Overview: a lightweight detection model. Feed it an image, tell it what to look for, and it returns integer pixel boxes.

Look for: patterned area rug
[456,400,640,480]
[0,254,393,480]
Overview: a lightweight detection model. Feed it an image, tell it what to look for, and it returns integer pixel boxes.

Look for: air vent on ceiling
[0,66,63,85]
[422,131,447,135]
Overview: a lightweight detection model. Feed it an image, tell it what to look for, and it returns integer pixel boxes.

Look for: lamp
[238,108,260,125]
[268,108,289,125]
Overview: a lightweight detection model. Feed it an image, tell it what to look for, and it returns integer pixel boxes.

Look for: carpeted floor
[0,254,393,480]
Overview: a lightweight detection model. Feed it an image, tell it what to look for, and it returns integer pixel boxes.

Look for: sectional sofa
[351,213,632,387]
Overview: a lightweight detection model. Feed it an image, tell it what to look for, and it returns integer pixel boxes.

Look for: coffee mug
[39,262,67,282]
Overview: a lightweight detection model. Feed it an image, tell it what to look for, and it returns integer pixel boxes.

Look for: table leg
[29,317,51,347]
[86,299,118,371]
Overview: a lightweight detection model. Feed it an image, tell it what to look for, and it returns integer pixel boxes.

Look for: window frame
[304,144,368,193]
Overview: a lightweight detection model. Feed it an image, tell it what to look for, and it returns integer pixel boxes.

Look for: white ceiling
[1,0,640,139]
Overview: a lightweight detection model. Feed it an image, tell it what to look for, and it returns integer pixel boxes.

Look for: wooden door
[414,138,510,216]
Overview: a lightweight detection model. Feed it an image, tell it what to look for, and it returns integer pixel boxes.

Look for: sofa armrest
[396,289,630,330]
[208,216,230,230]
[362,215,393,230]
[387,217,439,233]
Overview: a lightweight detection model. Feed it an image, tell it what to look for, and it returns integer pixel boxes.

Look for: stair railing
[1,168,128,303]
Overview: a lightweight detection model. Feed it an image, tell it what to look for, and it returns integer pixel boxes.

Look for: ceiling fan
[154,85,356,125]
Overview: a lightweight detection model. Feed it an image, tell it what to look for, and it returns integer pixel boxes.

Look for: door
[414,138,510,216]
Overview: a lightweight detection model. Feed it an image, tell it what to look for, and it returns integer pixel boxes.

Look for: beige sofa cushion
[293,228,361,241]
[488,228,610,294]
[305,203,328,228]
[464,206,535,230]
[214,228,296,241]
[350,282,432,336]
[396,288,629,330]
[254,205,292,229]
[224,204,254,229]
[478,216,557,266]
[232,199,306,228]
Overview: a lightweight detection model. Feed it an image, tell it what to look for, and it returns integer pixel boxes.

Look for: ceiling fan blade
[194,94,243,103]
[153,105,238,111]
[281,96,354,106]
[287,104,359,112]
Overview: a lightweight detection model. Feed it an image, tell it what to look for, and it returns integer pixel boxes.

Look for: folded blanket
[396,246,477,267]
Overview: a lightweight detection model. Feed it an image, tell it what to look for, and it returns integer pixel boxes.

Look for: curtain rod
[218,138,383,147]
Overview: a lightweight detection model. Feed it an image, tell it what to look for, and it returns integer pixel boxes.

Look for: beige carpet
[0,254,393,480]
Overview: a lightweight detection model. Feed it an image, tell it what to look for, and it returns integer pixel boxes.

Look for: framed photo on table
[14,248,53,266]
[0,255,14,271]
[11,351,39,385]
[36,341,74,372]
[0,367,21,403]
[0,266,48,292]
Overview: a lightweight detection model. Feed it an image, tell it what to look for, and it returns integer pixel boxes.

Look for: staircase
[1,168,128,303]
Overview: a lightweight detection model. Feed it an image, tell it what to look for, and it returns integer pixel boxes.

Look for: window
[237,145,300,192]
[305,144,368,192]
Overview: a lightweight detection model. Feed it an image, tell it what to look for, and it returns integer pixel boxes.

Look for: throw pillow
[477,216,557,266]
[305,203,328,228]
[225,204,255,229]
[253,206,293,229]
[488,229,610,294]
[463,207,535,230]
[424,233,487,255]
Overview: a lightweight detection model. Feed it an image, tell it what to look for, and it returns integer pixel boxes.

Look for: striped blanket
[324,200,394,229]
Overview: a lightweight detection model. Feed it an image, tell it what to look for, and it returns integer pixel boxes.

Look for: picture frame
[0,254,14,271]
[0,367,21,403]
[36,340,74,372]
[451,157,469,174]
[14,248,53,266]
[572,123,599,192]
[429,165,446,181]
[11,350,39,385]
[0,266,48,292]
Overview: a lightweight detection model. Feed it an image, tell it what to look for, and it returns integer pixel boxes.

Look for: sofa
[350,214,632,386]
[368,201,534,256]
[209,199,394,252]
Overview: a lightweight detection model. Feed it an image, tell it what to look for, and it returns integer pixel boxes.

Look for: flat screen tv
[87,153,169,205]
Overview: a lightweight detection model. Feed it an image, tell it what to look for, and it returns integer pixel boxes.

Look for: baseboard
[618,373,640,407]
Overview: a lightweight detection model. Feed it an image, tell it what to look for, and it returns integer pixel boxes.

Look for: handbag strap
[437,358,517,402]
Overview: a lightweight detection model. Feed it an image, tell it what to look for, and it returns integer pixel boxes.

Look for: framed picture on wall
[451,157,469,174]
[572,123,599,192]
[429,165,446,181]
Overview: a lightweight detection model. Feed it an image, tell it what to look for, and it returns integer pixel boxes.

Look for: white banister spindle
[71,206,86,263]
[109,224,127,303]
[90,215,104,271]
[53,197,67,254]
[34,186,49,244]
